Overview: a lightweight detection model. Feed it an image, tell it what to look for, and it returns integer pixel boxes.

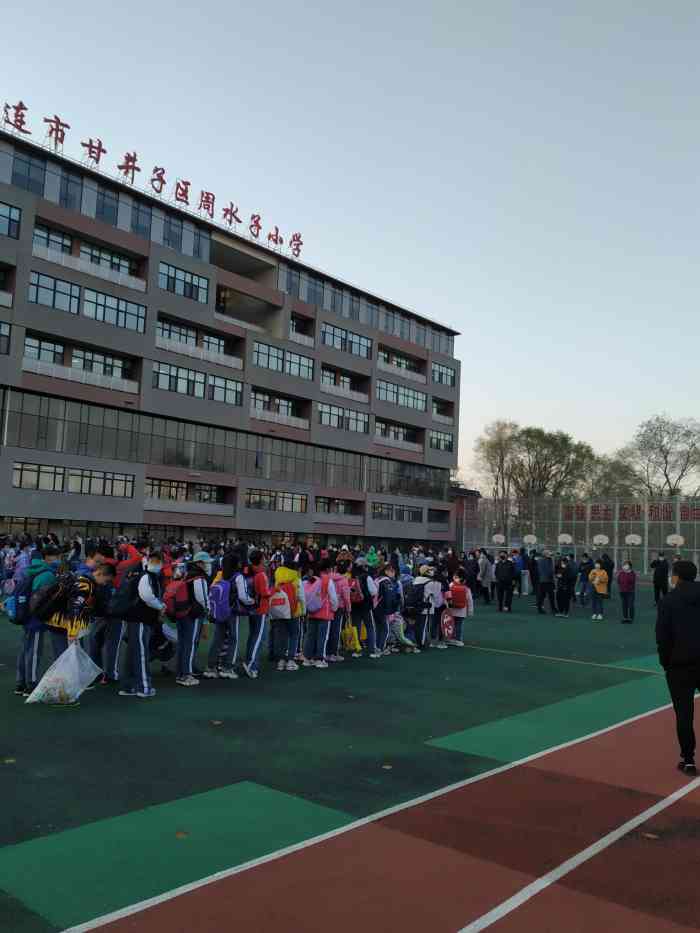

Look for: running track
[69,702,700,933]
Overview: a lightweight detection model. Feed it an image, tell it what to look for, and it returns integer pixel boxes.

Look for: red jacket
[115,546,142,588]
[253,568,271,615]
[617,570,636,593]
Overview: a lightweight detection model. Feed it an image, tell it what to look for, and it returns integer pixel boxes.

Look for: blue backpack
[379,578,402,615]
[6,574,33,625]
[209,578,233,623]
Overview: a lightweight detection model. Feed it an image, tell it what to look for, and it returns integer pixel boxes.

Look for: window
[193,226,210,261]
[378,347,422,375]
[156,319,197,346]
[95,185,119,226]
[28,271,80,314]
[162,215,183,252]
[131,201,152,239]
[190,483,224,503]
[202,333,225,354]
[285,351,314,380]
[348,294,361,321]
[80,242,137,276]
[429,430,454,452]
[253,341,284,372]
[372,502,422,522]
[375,420,420,443]
[65,468,134,498]
[72,348,128,379]
[59,169,83,212]
[13,462,64,492]
[152,362,206,398]
[0,202,21,239]
[11,152,46,196]
[24,336,64,364]
[84,288,146,332]
[306,275,324,307]
[316,497,359,515]
[245,489,307,512]
[318,403,369,433]
[328,285,343,315]
[376,380,427,411]
[145,478,224,503]
[432,399,453,419]
[320,323,372,359]
[208,375,242,405]
[0,322,10,355]
[432,362,456,387]
[158,261,208,303]
[33,224,72,254]
[250,390,301,418]
[428,509,450,525]
[287,267,301,299]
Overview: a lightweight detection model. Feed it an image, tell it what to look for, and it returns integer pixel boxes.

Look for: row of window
[25,336,130,379]
[431,362,457,387]
[250,390,304,419]
[12,461,134,498]
[315,497,361,515]
[156,318,229,355]
[371,503,424,523]
[10,152,210,258]
[378,347,422,375]
[28,271,147,332]
[318,403,369,433]
[245,489,308,513]
[320,323,372,360]
[1,201,21,239]
[252,342,314,380]
[152,363,242,405]
[2,390,451,500]
[158,261,209,304]
[145,479,225,503]
[0,322,10,355]
[375,420,421,444]
[429,430,454,452]
[376,380,427,412]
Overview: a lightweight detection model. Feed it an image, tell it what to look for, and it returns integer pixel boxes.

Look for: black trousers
[654,581,669,605]
[496,582,513,611]
[556,588,572,615]
[666,665,700,761]
[537,582,556,614]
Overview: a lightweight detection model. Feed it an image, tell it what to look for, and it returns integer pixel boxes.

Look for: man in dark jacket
[651,552,670,605]
[656,561,700,775]
[535,551,556,615]
[495,553,515,613]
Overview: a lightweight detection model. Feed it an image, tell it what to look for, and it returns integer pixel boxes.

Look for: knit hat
[192,550,213,565]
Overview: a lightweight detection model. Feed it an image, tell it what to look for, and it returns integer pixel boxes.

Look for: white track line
[64,699,679,932]
[459,775,700,931]
[465,643,664,676]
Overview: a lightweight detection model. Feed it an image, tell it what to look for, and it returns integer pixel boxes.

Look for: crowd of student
[0,534,665,701]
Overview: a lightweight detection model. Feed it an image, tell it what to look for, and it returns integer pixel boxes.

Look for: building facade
[0,130,460,545]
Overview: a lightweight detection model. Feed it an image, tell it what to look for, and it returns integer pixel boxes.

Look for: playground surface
[2,587,699,933]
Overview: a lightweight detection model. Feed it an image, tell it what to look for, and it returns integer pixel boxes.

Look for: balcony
[32,243,146,293]
[214,311,266,333]
[314,511,364,526]
[432,412,454,426]
[320,382,370,405]
[374,435,423,453]
[144,497,235,518]
[377,358,426,384]
[249,405,309,431]
[22,356,139,394]
[289,329,315,349]
[155,334,243,371]
[0,290,12,309]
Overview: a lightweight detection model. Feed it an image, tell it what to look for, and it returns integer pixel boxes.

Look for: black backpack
[107,568,142,618]
[7,574,33,625]
[29,572,74,622]
[403,581,428,617]
[378,578,402,615]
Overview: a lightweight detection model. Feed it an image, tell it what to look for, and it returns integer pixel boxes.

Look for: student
[578,553,594,606]
[14,544,62,697]
[303,559,338,668]
[617,560,637,623]
[120,550,165,699]
[495,552,515,613]
[425,566,447,647]
[272,553,305,672]
[445,569,473,646]
[536,551,557,616]
[175,551,211,687]
[406,565,434,650]
[46,561,115,660]
[477,549,493,603]
[555,557,575,618]
[374,563,403,655]
[349,559,379,659]
[242,549,271,679]
[651,552,670,605]
[328,559,351,662]
[204,553,240,679]
[588,560,609,621]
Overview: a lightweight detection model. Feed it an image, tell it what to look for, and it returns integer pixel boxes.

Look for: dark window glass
[428,509,450,524]
[156,319,197,345]
[162,215,183,251]
[59,169,83,212]
[11,152,46,196]
[95,186,119,226]
[0,202,21,239]
[193,226,210,261]
[158,261,208,304]
[83,288,146,332]
[429,430,453,452]
[131,201,152,239]
[287,268,301,299]
[33,224,72,254]
[28,271,80,314]
[24,336,64,364]
[432,362,456,387]
[0,321,10,355]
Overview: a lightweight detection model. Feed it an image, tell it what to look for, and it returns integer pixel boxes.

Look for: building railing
[22,355,140,394]
[0,290,13,309]
[289,329,315,348]
[432,412,454,426]
[377,358,427,384]
[155,334,243,371]
[32,243,147,293]
[313,511,364,526]
[320,382,370,404]
[374,434,423,453]
[249,405,310,431]
[214,310,266,333]
[144,497,235,517]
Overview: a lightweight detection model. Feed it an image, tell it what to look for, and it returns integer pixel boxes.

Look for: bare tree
[474,421,520,532]
[623,416,700,496]
[577,454,645,499]
[510,428,597,499]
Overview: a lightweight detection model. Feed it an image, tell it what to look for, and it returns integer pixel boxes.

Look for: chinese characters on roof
[3,100,304,259]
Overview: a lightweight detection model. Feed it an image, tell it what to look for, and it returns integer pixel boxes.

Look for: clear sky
[4,2,698,478]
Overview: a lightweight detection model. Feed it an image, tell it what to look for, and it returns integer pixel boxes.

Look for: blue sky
[4,1,698,478]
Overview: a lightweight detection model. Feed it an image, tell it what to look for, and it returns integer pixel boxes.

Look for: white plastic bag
[25,641,102,705]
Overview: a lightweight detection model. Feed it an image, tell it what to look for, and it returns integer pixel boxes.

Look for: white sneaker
[445,639,461,647]
[302,659,314,667]
[351,652,362,659]
[437,643,449,650]
[136,688,156,698]
[428,643,438,649]
[334,654,345,662]
[219,668,238,680]
[176,675,199,687]
[314,660,329,669]
[277,660,287,672]
[286,660,299,671]
[202,668,219,679]
[382,648,392,656]
[242,662,258,679]
[369,652,382,659]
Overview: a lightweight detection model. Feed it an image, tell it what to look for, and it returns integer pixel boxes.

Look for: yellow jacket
[274,565,305,617]
[588,569,609,595]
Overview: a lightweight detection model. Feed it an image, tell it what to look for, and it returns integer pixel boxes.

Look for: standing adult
[651,552,670,605]
[656,561,700,775]
[536,551,556,616]
[495,552,515,613]
[478,549,494,604]
[617,560,637,624]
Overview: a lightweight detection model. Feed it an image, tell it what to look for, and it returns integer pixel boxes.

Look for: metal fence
[460,497,700,571]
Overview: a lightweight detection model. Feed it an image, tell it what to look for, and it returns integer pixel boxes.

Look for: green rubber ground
[0,587,665,931]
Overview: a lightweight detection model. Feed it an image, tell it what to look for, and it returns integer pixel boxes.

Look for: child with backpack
[404,565,433,650]
[349,559,379,658]
[303,559,338,668]
[374,564,403,655]
[241,549,271,679]
[328,559,351,662]
[272,554,305,672]
[168,551,210,687]
[445,569,474,646]
[203,553,241,680]
[12,544,61,697]
[119,551,165,699]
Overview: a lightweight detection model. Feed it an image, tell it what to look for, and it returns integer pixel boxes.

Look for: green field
[0,588,666,932]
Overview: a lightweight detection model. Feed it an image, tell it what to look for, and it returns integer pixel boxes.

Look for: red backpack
[164,578,195,621]
[450,584,468,610]
[349,577,364,605]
